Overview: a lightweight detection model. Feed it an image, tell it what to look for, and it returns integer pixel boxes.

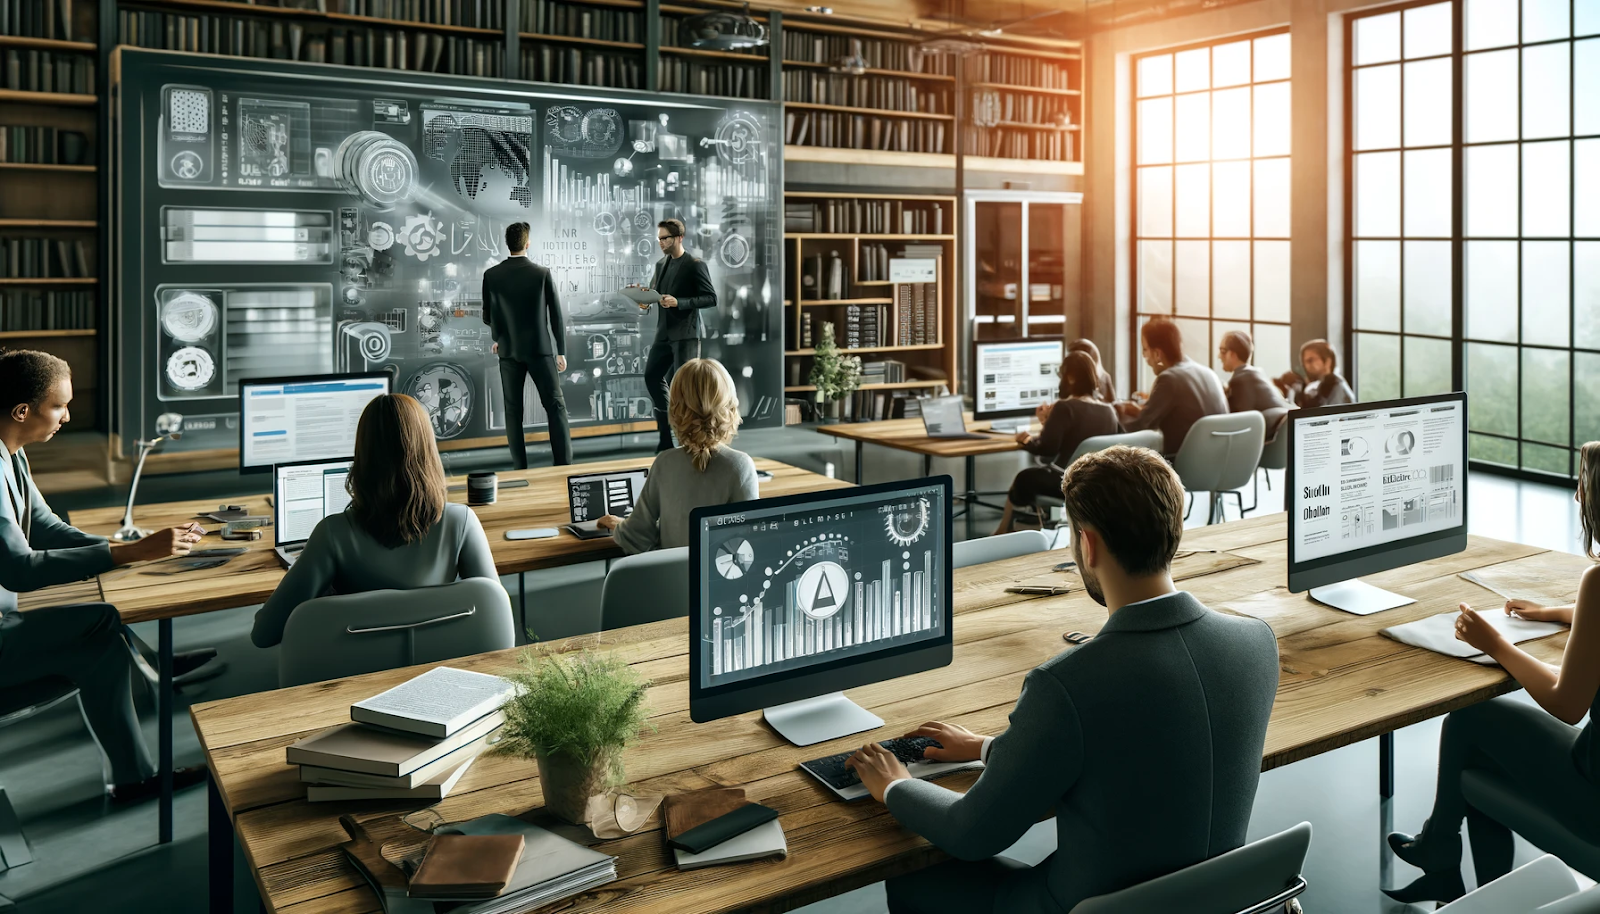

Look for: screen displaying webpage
[276,461,352,543]
[975,340,1062,415]
[1292,399,1463,564]
[568,471,647,522]
[696,482,948,690]
[241,376,389,468]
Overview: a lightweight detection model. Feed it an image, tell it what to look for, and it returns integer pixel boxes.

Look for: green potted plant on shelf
[495,648,652,824]
[808,321,861,421]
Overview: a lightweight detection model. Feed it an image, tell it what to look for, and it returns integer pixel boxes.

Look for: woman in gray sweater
[252,394,497,648]
[598,358,758,552]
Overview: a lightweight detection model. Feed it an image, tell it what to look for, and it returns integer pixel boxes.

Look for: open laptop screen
[273,458,354,546]
[568,470,648,523]
[921,396,967,437]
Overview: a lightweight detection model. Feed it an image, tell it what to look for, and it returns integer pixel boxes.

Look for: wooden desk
[817,417,1026,536]
[65,458,846,845]
[194,513,1582,914]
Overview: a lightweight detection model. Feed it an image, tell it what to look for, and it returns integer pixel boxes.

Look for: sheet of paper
[620,287,661,305]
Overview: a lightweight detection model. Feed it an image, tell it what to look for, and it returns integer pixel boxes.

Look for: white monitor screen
[1290,398,1464,564]
[240,374,390,470]
[974,340,1062,418]
[274,459,353,545]
[567,470,648,523]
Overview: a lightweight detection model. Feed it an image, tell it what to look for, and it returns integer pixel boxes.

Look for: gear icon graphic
[400,213,444,261]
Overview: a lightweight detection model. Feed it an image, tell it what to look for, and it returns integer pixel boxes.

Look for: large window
[1133,31,1293,391]
[1349,0,1599,477]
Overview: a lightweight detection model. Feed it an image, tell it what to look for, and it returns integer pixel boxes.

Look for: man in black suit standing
[638,218,718,452]
[482,222,572,467]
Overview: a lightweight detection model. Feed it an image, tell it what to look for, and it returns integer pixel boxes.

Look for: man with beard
[846,446,1280,914]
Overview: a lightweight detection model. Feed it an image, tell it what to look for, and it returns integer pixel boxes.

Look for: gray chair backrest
[1258,407,1290,471]
[953,530,1052,569]
[1070,822,1312,914]
[1173,412,1266,493]
[1066,429,1166,468]
[1540,886,1600,914]
[601,547,690,630]
[278,577,515,688]
[1438,855,1582,913]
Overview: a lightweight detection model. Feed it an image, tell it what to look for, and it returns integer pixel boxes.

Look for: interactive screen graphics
[239,372,389,472]
[974,339,1063,419]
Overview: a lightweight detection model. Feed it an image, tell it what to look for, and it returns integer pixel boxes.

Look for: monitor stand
[763,693,883,747]
[1308,579,1417,616]
[989,418,1030,434]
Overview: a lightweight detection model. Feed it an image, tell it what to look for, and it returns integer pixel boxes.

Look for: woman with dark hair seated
[252,393,498,648]
[993,350,1119,535]
[1066,338,1117,403]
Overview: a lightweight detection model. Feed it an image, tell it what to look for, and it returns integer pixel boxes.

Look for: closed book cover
[289,709,504,777]
[304,754,477,803]
[350,667,514,738]
[408,833,524,899]
[674,818,786,871]
[663,787,747,840]
[300,726,495,789]
[434,814,616,914]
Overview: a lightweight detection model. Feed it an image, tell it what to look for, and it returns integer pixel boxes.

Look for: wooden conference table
[194,512,1582,914]
[46,458,847,844]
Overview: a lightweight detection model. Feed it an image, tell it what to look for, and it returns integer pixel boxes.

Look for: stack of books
[287,667,514,803]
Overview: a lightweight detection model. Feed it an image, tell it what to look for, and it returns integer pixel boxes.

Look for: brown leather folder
[408,833,525,898]
[662,787,750,841]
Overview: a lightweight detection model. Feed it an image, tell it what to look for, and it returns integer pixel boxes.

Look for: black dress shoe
[1381,870,1466,905]
[173,648,218,678]
[108,766,208,803]
[1387,830,1462,872]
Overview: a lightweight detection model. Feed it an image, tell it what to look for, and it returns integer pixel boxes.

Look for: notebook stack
[287,667,514,803]
[663,788,787,871]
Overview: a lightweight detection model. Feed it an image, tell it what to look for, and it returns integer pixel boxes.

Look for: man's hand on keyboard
[904,721,986,762]
[845,743,910,803]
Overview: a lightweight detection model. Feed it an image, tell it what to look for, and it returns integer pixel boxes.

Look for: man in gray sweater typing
[847,445,1280,914]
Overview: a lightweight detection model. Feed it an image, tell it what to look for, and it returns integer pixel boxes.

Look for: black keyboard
[800,738,982,801]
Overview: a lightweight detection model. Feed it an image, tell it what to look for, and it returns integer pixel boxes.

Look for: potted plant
[495,649,651,824]
[808,322,862,421]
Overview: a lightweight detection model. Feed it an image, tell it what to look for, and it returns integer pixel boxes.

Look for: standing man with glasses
[483,221,572,467]
[633,218,718,452]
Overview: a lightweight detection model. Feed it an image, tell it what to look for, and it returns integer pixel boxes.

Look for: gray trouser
[0,603,154,785]
[888,856,1060,914]
[1421,695,1600,882]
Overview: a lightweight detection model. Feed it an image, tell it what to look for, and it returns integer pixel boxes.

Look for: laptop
[272,457,354,567]
[920,395,994,440]
[565,469,648,539]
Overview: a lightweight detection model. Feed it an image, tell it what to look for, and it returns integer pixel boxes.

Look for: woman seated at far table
[251,393,497,648]
[993,350,1119,535]
[598,358,758,553]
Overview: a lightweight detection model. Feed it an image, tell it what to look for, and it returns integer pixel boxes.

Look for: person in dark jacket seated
[1219,330,1289,414]
[1115,317,1228,454]
[1275,338,1354,409]
[847,446,1280,914]
[993,350,1119,535]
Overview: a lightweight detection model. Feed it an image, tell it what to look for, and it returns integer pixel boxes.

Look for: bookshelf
[657,3,769,100]
[779,19,951,156]
[1,0,102,426]
[964,48,1082,163]
[783,191,957,420]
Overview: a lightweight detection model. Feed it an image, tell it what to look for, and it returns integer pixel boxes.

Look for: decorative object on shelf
[826,250,844,300]
[829,38,868,75]
[681,2,768,51]
[113,413,184,543]
[808,323,861,418]
[494,649,652,827]
[972,88,1002,128]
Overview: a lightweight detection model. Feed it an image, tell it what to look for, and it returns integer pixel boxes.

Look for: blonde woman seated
[597,358,758,552]
[252,394,498,648]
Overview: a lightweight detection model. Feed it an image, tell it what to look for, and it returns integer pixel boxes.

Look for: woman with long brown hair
[1384,441,1600,903]
[993,350,1119,535]
[252,394,497,647]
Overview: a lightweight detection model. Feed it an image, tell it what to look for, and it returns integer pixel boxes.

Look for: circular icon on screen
[796,561,849,621]
[170,151,203,180]
[715,537,755,580]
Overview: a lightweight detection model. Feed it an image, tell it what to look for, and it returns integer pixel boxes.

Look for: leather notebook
[663,789,780,855]
[408,832,525,899]
[663,787,749,840]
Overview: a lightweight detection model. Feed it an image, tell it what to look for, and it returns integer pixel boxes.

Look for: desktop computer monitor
[688,476,954,746]
[1286,391,1467,613]
[238,372,391,473]
[973,339,1064,430]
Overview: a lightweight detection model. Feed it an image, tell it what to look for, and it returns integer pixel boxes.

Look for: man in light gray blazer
[0,350,206,801]
[848,445,1280,914]
[1220,330,1289,415]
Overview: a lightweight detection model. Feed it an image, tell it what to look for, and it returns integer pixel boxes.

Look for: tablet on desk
[506,528,559,540]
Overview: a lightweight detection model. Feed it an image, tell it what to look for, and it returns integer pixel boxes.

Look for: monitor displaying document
[567,469,648,523]
[973,339,1063,420]
[239,372,390,473]
[273,458,354,546]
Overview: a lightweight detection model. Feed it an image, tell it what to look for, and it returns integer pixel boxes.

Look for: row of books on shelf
[780,32,952,76]
[965,54,1076,91]
[2,50,94,95]
[784,200,947,235]
[119,11,504,76]
[521,0,639,43]
[0,125,91,165]
[0,0,75,42]
[524,45,641,88]
[4,237,91,279]
[842,304,888,348]
[964,127,1075,162]
[658,58,765,100]
[1,290,94,332]
[975,88,1075,124]
[326,0,505,30]
[783,109,946,154]
[844,387,921,421]
[781,72,948,115]
[895,280,938,345]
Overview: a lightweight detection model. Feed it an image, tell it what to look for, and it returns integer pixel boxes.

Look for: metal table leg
[854,442,864,484]
[518,573,527,641]
[159,617,173,844]
[922,454,932,477]
[964,455,978,539]
[1379,731,1395,799]
[209,771,234,914]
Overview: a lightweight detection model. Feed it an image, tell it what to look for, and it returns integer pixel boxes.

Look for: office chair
[600,547,690,630]
[1458,768,1600,882]
[278,577,514,688]
[0,677,85,872]
[953,530,1052,568]
[1020,430,1164,529]
[1436,854,1594,913]
[1069,822,1311,914]
[1246,407,1290,512]
[1173,412,1266,525]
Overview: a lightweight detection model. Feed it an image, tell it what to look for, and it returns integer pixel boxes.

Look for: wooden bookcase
[782,191,956,418]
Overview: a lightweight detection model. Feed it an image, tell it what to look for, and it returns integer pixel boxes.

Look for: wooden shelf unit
[0,162,97,173]
[964,48,1083,164]
[0,90,98,106]
[0,329,97,339]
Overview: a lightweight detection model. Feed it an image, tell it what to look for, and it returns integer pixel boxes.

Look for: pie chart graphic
[715,537,754,580]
